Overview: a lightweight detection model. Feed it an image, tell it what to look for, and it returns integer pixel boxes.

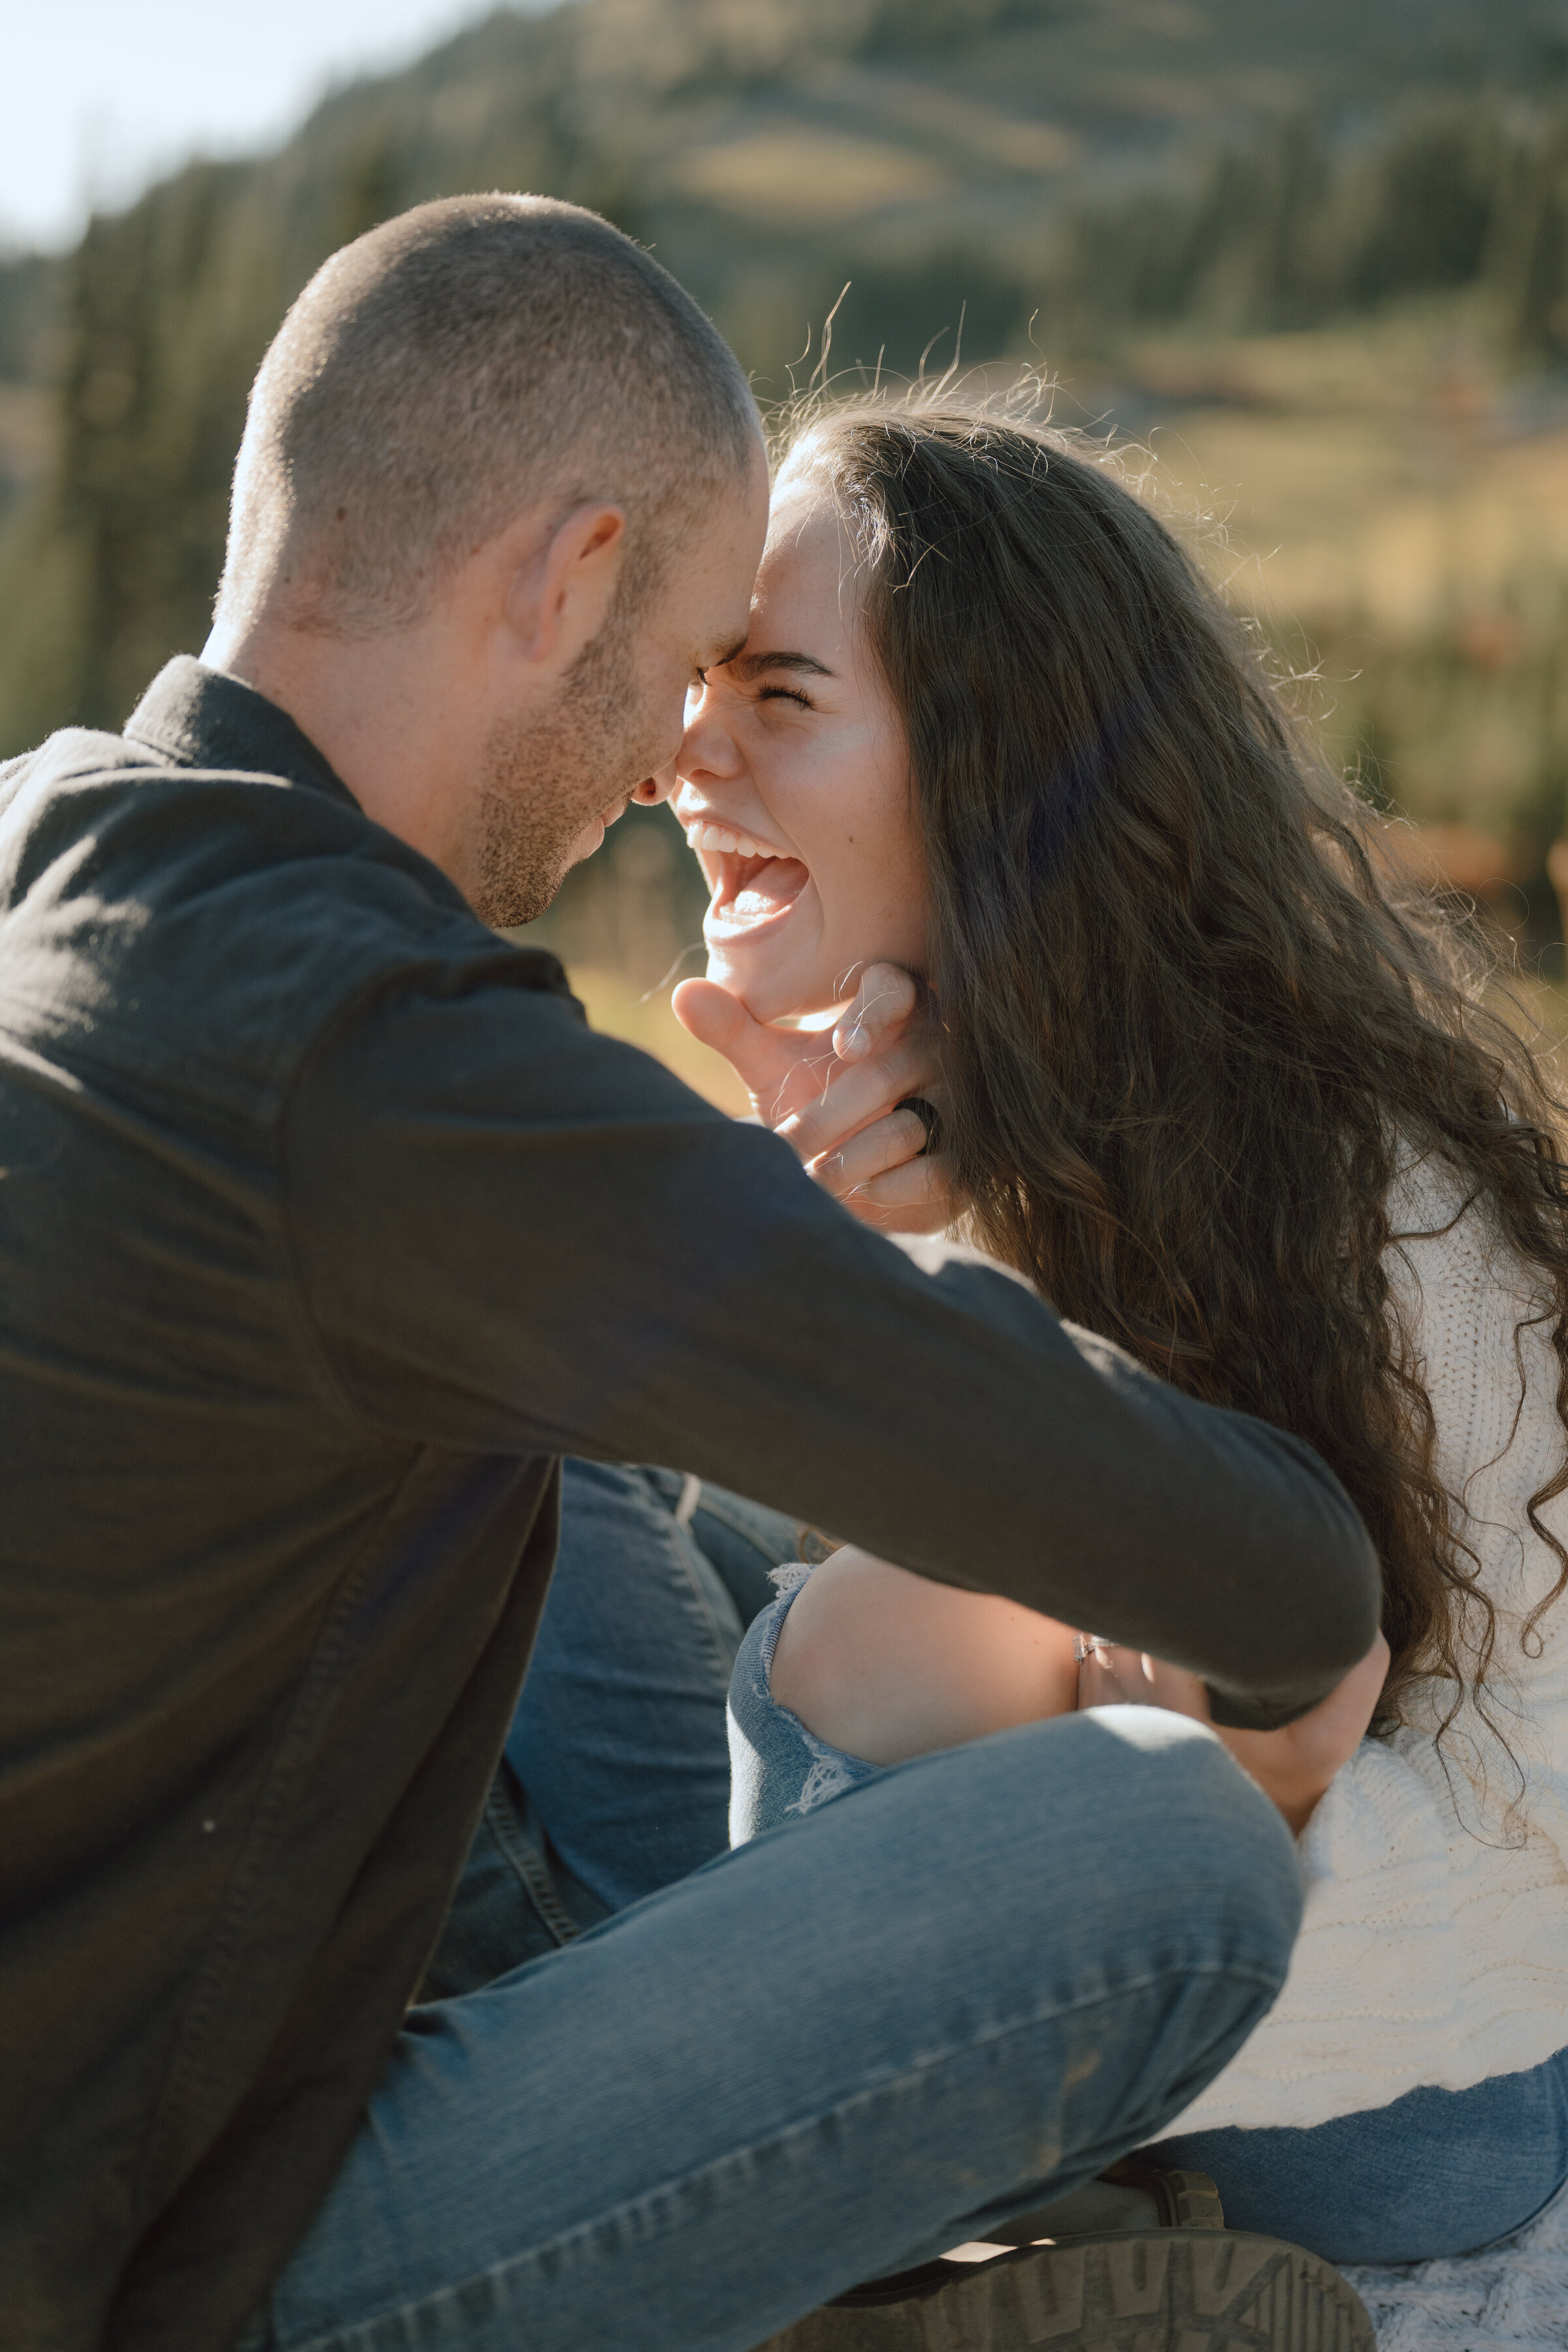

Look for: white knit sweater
[1167,1152,1568,2135]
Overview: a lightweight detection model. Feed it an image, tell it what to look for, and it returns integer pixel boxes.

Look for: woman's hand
[673,962,955,1233]
[1077,1631,1392,1837]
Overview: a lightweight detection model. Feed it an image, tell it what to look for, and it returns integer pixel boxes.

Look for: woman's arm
[772,1554,1388,1833]
[770,1546,1082,1763]
[1078,1635,1392,1834]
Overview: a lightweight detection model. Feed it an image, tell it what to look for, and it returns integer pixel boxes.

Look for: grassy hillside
[10,0,1568,1001]
[1079,312,1568,954]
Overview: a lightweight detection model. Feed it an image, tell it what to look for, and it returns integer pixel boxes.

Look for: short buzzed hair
[216,195,760,635]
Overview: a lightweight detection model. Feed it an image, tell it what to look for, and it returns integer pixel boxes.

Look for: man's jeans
[246,1482,1303,2351]
[504,1463,796,1910]
[251,1712,1294,2351]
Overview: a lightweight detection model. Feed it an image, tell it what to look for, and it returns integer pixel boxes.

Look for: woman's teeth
[683,813,810,930]
[685,820,774,860]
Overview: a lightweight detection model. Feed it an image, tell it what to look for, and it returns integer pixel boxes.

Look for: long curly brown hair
[787,395,1568,1732]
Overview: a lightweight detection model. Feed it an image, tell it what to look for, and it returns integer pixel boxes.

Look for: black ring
[894,1096,943,1157]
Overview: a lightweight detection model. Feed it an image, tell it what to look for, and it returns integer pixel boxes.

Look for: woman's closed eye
[757,684,815,711]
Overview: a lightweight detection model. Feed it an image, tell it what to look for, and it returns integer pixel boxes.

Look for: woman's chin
[704,938,840,1028]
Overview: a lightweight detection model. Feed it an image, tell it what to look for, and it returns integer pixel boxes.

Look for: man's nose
[632,769,676,806]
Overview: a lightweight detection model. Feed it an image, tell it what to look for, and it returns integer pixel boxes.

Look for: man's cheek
[649,678,687,768]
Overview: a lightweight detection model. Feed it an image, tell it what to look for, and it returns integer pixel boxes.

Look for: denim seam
[273,1957,1288,2351]
[666,1519,743,1689]
[687,1489,794,1556]
[481,1783,580,1948]
[630,1470,744,1690]
[1459,2148,1568,2255]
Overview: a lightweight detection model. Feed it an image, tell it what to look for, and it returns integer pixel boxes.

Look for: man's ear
[505,502,627,673]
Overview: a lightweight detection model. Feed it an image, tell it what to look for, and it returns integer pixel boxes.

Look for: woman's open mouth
[685,821,810,939]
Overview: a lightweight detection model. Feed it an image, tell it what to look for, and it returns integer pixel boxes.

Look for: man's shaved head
[216,195,760,635]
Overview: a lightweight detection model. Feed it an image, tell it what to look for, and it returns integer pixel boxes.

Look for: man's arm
[282,964,1380,1730]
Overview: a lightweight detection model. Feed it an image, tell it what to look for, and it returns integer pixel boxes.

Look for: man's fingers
[838,1154,958,1232]
[776,1034,933,1162]
[815,1105,934,1192]
[672,967,938,1148]
[672,977,753,1059]
[666,971,953,1228]
[809,1100,957,1233]
[832,963,919,1064]
[673,979,834,1124]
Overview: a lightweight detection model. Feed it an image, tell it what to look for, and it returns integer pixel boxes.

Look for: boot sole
[753,2228,1376,2351]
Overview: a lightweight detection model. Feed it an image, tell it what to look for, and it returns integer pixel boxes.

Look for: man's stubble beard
[470,613,666,930]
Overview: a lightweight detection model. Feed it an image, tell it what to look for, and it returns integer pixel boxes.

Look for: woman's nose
[678,686,746,787]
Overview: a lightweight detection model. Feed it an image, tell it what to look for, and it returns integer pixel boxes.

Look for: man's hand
[1077,1630,1392,1836]
[672,962,956,1233]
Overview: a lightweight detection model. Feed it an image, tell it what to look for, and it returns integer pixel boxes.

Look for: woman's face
[672,472,930,1022]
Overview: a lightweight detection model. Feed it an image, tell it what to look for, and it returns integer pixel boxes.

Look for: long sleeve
[282,963,1380,1729]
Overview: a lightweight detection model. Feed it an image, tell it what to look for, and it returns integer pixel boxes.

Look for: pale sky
[0,0,551,252]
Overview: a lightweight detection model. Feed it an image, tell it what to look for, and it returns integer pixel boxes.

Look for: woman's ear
[505,502,627,674]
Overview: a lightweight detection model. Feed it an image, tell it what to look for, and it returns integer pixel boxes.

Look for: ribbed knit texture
[1169,1154,1568,2134]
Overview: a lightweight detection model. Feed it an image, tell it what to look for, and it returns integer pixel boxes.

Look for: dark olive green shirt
[0,659,1380,2351]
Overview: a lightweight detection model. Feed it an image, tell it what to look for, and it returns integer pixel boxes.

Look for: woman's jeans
[1143,2062,1568,2265]
[731,1567,1568,2269]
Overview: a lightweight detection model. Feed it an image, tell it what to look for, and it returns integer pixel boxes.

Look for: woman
[668,395,1568,2268]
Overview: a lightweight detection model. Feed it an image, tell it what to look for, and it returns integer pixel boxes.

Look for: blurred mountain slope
[6,0,1568,747]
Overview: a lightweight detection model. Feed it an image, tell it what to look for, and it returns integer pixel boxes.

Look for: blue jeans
[731,1571,1568,2268]
[416,1463,806,2007]
[1146,2060,1568,2266]
[503,1462,800,1911]
[250,1701,1299,2350]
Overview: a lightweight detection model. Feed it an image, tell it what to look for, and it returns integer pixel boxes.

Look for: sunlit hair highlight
[783,393,1568,1740]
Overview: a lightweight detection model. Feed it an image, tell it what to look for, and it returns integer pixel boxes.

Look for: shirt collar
[124,657,359,811]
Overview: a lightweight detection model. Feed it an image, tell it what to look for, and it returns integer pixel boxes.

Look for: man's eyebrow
[727,649,836,681]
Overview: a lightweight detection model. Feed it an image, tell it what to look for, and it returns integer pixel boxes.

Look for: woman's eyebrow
[728,649,836,681]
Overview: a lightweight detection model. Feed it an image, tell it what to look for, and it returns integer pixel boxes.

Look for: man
[0,197,1379,2352]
